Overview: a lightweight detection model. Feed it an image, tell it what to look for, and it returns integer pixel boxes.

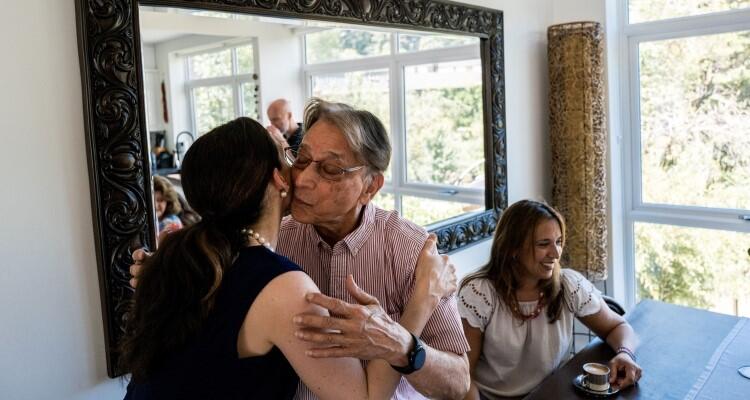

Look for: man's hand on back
[292,275,412,366]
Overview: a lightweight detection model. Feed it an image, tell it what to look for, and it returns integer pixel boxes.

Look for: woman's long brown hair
[460,200,567,323]
[118,117,281,381]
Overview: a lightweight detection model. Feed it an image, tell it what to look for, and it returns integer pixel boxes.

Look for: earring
[280,190,288,198]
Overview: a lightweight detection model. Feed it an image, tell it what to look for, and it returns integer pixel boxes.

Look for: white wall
[141,44,157,69]
[0,1,127,399]
[0,0,561,398]
[450,0,556,275]
[552,0,607,24]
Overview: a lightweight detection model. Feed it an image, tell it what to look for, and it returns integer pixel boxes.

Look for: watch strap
[390,332,425,375]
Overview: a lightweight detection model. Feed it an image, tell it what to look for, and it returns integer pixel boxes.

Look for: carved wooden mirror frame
[75,0,506,377]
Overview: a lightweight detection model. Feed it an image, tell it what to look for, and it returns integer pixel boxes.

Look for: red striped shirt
[277,203,469,400]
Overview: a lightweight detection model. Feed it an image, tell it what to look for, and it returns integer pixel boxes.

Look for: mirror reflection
[139,6,484,231]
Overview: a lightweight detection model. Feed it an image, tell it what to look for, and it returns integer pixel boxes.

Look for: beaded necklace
[240,228,274,252]
[511,291,545,321]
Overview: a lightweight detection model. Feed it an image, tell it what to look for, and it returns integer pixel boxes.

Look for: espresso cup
[582,362,610,391]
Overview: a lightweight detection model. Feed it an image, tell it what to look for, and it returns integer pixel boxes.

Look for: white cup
[582,362,610,391]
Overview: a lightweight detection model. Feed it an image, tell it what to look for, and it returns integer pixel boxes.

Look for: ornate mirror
[75,0,505,377]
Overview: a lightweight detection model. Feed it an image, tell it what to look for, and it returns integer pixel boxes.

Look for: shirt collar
[306,202,375,256]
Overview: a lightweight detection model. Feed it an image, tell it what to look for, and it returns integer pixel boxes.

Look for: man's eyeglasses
[284,147,365,181]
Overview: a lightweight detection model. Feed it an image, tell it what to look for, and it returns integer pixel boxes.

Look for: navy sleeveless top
[125,246,301,400]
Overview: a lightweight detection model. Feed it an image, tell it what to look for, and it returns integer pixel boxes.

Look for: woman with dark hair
[152,175,183,234]
[121,117,453,399]
[458,200,642,399]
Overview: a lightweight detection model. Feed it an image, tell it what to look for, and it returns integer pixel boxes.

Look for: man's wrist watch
[390,332,426,375]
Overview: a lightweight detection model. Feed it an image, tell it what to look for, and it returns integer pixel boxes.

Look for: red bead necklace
[511,291,545,321]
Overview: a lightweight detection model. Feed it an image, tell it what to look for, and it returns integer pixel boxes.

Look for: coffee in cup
[582,362,610,391]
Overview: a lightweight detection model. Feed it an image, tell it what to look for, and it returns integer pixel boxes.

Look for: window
[185,41,260,135]
[403,60,483,189]
[304,29,482,226]
[621,0,750,316]
[305,28,390,63]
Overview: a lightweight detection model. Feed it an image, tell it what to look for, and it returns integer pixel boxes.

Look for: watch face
[413,345,426,370]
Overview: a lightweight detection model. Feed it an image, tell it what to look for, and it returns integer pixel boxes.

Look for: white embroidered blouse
[458,268,602,398]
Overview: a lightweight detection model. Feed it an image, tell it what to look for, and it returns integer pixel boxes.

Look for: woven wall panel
[548,21,608,281]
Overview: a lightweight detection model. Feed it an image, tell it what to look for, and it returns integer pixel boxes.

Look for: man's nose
[293,164,317,189]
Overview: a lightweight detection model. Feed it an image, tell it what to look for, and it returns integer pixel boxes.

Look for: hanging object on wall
[160,81,169,124]
[547,21,608,281]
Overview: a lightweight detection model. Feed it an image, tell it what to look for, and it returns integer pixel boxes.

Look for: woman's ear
[272,168,290,193]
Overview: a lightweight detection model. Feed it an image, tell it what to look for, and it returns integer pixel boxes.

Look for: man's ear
[360,173,384,204]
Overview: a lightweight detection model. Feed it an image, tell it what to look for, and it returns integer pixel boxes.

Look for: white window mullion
[391,56,405,217]
[627,35,644,211]
[185,75,243,89]
[624,7,750,38]
[231,48,240,118]
[188,87,198,137]
[233,81,241,119]
[623,34,640,307]
[631,209,750,233]
[395,194,403,216]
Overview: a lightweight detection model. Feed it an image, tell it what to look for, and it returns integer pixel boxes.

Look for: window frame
[302,31,484,227]
[183,39,261,135]
[618,0,750,308]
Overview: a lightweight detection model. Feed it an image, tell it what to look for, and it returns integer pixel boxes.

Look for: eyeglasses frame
[284,146,366,181]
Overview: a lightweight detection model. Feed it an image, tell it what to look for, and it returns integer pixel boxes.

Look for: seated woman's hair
[153,175,182,218]
[176,193,200,227]
[460,199,567,323]
[120,117,281,381]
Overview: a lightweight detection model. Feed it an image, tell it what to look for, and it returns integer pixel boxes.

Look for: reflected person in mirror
[458,200,642,399]
[267,98,304,153]
[132,98,471,399]
[122,117,456,399]
[152,175,183,236]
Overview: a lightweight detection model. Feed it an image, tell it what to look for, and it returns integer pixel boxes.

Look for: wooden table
[523,300,750,399]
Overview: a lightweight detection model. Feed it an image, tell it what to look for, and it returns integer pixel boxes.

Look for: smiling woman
[75,0,506,376]
[457,200,642,399]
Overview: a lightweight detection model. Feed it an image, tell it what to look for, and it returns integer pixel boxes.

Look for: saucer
[573,374,620,397]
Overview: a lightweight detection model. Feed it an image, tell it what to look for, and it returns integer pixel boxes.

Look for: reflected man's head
[289,98,391,234]
[267,98,295,135]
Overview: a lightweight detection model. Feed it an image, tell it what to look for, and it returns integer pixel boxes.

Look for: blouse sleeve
[458,278,496,332]
[561,269,603,317]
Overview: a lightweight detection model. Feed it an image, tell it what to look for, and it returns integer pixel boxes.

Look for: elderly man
[281,98,469,400]
[267,98,304,152]
[132,99,470,399]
